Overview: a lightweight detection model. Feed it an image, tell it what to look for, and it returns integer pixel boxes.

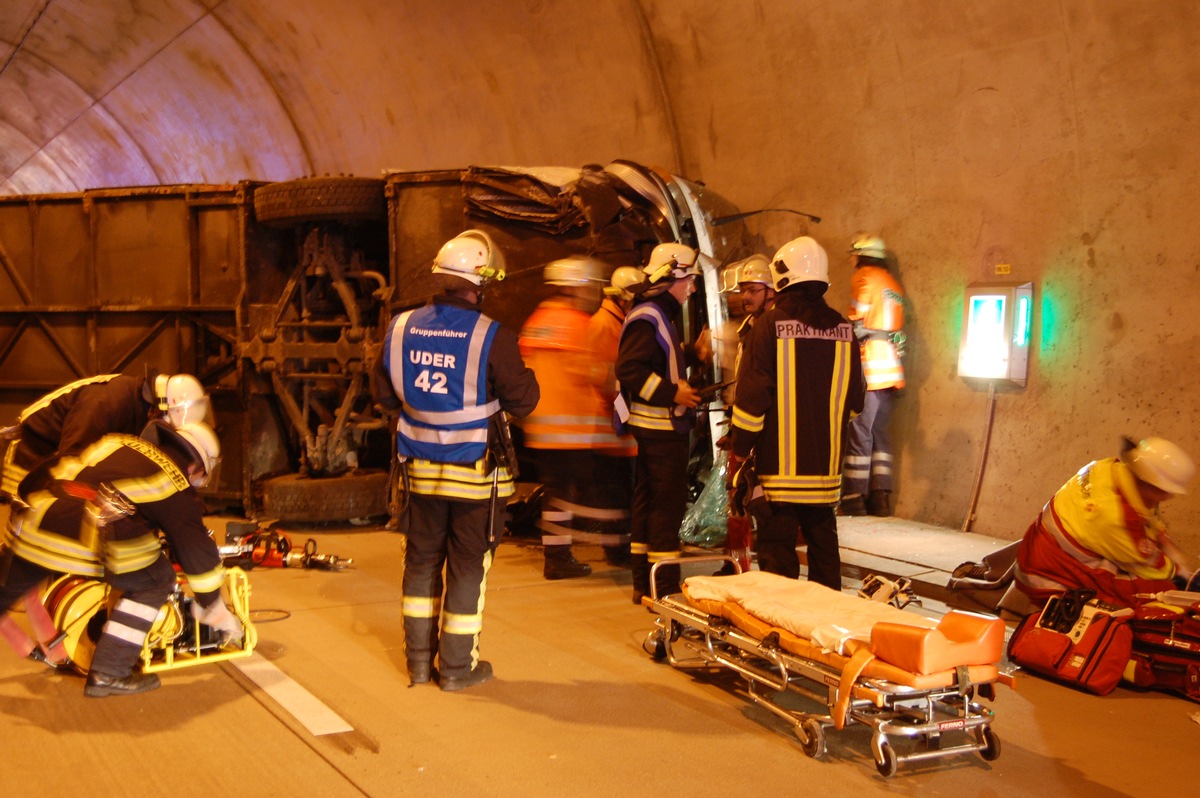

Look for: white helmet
[850,233,887,260]
[737,255,773,287]
[720,254,771,293]
[604,266,645,301]
[544,256,606,286]
[154,373,211,427]
[643,242,700,285]
[432,230,506,286]
[1123,436,1195,494]
[770,236,829,290]
[174,422,222,488]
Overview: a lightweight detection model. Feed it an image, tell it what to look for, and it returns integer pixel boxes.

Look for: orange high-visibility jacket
[519,298,628,451]
[849,265,905,390]
[585,299,636,456]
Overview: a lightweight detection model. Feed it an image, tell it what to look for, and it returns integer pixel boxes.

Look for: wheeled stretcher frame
[641,558,1007,777]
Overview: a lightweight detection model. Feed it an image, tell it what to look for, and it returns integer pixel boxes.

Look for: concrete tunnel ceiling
[2,0,1200,550]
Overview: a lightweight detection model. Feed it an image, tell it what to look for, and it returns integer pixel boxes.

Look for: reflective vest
[1015,457,1178,606]
[386,303,499,464]
[519,299,628,451]
[849,265,905,389]
[618,300,694,435]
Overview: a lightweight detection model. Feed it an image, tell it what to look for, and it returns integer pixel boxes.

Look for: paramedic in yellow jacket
[840,234,905,517]
[582,266,644,566]
[518,256,619,579]
[1014,436,1194,608]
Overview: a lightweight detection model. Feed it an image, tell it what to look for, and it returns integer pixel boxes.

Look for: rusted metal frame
[33,313,89,378]
[0,315,31,370]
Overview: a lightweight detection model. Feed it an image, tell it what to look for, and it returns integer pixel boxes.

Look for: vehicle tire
[262,470,391,523]
[253,176,386,227]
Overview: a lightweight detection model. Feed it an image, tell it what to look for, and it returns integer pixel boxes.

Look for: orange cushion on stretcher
[869,610,1005,675]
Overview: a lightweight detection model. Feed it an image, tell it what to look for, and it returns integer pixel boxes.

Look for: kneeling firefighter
[0,420,241,697]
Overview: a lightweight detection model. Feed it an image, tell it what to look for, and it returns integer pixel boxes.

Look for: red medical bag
[1007,590,1133,695]
[1125,603,1200,702]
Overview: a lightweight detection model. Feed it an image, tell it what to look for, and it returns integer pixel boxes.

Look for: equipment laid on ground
[641,565,1011,777]
[1007,589,1133,696]
[219,527,353,571]
[41,566,256,675]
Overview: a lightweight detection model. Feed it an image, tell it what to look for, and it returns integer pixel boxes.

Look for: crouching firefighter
[0,420,241,697]
[376,230,539,692]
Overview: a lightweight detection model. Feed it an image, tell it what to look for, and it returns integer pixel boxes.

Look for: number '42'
[414,369,449,394]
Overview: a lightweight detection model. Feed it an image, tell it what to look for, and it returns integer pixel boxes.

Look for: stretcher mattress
[682,572,1005,688]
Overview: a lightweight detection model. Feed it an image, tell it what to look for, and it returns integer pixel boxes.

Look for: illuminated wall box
[957,282,1033,387]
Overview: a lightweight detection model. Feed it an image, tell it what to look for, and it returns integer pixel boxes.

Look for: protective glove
[191,599,244,647]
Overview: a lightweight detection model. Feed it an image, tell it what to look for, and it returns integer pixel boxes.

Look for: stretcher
[641,561,1013,777]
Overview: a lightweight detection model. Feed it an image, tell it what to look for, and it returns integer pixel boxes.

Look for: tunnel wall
[1,0,1198,550]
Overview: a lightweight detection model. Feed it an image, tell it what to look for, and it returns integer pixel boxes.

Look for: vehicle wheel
[253,176,386,227]
[873,735,898,778]
[797,718,826,759]
[262,470,390,523]
[979,726,1001,761]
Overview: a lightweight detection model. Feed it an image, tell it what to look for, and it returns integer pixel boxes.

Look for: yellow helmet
[643,242,699,285]
[604,266,645,301]
[850,233,887,260]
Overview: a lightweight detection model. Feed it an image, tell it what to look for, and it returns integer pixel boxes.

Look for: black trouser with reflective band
[402,493,503,679]
[757,503,841,591]
[843,387,897,496]
[629,430,687,597]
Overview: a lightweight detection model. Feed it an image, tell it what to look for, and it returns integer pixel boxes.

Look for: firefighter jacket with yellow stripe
[518,297,629,452]
[2,374,150,498]
[849,265,905,390]
[376,294,540,501]
[615,292,696,438]
[9,434,225,604]
[729,286,865,505]
[1015,457,1180,607]
[586,298,637,456]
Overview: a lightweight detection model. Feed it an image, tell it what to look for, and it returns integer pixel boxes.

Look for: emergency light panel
[957,281,1033,387]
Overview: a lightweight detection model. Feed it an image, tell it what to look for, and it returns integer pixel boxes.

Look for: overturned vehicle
[0,162,749,523]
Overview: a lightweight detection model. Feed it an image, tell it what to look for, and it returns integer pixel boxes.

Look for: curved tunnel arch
[1,0,1198,545]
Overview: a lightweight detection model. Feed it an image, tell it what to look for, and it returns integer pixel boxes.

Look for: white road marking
[232,652,354,736]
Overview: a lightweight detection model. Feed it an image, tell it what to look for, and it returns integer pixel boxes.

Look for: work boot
[543,544,592,580]
[866,490,892,517]
[838,494,867,516]
[407,660,435,686]
[439,660,493,693]
[84,670,161,698]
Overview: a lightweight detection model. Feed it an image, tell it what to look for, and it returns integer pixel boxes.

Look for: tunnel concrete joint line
[231,651,354,736]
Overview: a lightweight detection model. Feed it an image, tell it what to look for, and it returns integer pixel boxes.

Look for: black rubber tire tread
[262,470,390,522]
[253,176,386,227]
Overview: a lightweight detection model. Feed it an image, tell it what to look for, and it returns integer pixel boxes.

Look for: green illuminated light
[1014,295,1030,347]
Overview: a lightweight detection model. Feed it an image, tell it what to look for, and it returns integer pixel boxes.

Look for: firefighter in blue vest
[615,242,703,604]
[376,230,539,692]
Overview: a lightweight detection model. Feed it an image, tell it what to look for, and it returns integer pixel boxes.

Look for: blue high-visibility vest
[384,303,499,464]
